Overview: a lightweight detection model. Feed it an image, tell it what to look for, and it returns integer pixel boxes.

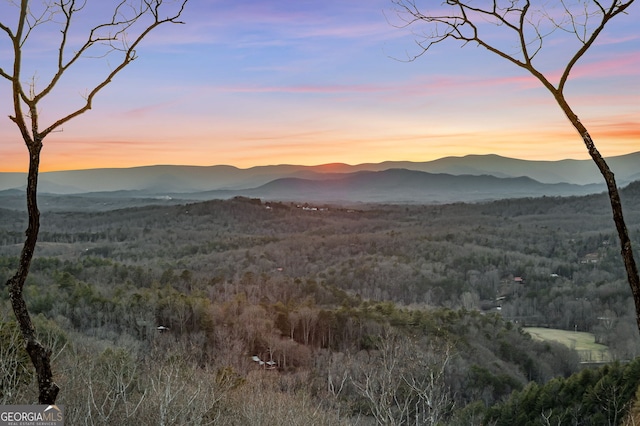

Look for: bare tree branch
[391,0,640,333]
[2,0,190,404]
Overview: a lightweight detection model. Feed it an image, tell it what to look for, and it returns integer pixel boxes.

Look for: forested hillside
[1,182,640,424]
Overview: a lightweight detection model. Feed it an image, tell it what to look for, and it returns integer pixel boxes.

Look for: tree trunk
[555,95,640,333]
[5,140,59,404]
[580,132,640,332]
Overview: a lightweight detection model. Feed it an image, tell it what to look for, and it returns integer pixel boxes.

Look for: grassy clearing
[523,327,611,362]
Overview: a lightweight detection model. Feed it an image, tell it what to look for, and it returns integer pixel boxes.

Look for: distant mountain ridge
[0,152,637,204]
[172,169,605,204]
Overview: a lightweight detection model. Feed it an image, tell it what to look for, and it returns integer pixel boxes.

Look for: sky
[0,0,638,172]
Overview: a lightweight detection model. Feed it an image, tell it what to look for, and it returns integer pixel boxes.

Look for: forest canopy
[1,184,640,423]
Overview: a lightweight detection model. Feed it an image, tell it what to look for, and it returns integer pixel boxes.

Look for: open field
[524,327,611,362]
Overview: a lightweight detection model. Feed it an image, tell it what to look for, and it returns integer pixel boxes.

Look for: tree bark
[5,139,59,404]
[555,95,640,332]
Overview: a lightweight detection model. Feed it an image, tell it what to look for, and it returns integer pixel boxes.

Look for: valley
[1,181,640,423]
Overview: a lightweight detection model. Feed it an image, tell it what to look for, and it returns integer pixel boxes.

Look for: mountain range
[1,152,638,205]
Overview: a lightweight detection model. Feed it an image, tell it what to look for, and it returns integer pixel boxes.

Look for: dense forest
[1,182,640,424]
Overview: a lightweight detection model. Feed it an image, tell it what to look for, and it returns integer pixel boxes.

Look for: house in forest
[581,252,599,264]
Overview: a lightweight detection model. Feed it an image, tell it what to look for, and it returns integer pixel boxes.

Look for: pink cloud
[569,54,640,80]
[117,99,186,119]
[203,72,541,101]
[588,119,640,139]
[212,82,391,95]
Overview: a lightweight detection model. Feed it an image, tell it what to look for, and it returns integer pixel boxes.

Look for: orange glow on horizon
[6,131,633,174]
[1,0,637,176]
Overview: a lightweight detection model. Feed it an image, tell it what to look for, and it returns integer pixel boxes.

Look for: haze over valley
[2,152,639,206]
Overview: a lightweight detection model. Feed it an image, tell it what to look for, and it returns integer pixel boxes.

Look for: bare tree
[0,0,188,403]
[0,322,32,404]
[349,327,454,425]
[391,0,640,330]
[350,329,414,425]
[402,342,454,425]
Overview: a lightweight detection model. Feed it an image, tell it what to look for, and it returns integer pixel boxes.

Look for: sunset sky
[0,0,638,172]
